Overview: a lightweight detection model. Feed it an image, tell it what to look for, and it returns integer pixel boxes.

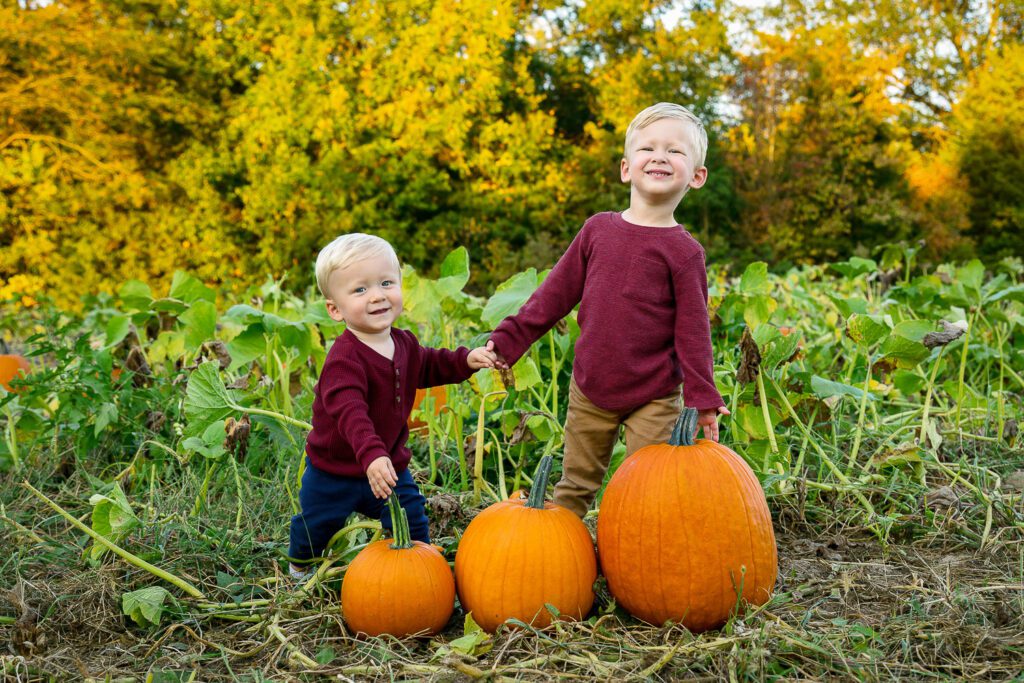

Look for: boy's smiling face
[324,252,403,337]
[620,117,707,202]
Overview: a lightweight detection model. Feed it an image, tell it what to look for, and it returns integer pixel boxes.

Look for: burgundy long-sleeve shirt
[306,327,473,477]
[490,211,725,412]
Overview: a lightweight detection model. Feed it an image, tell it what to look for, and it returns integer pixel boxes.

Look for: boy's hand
[467,346,497,370]
[696,406,730,443]
[366,456,398,499]
[485,340,509,370]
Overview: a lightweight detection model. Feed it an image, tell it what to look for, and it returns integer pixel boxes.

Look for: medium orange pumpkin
[341,494,455,637]
[408,386,446,430]
[0,351,30,392]
[597,408,777,632]
[454,456,597,633]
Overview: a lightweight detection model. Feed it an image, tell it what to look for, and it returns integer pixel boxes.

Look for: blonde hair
[623,102,708,167]
[315,233,400,297]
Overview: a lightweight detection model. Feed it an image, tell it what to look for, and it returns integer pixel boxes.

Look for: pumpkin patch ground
[2,256,1022,679]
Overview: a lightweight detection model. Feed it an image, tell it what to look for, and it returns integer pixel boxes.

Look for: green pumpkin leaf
[438,247,470,293]
[122,586,171,628]
[743,294,777,330]
[739,262,771,296]
[846,314,890,347]
[513,356,543,391]
[481,269,542,327]
[89,483,140,561]
[810,375,872,401]
[168,271,215,305]
[180,300,218,351]
[118,280,153,311]
[184,361,238,437]
[104,314,132,349]
[830,257,877,279]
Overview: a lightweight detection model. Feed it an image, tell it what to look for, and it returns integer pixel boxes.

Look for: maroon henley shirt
[306,327,473,477]
[490,211,725,412]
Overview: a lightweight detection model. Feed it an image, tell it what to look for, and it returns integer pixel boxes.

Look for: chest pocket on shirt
[621,256,673,305]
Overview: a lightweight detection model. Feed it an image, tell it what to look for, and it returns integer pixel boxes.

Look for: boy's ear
[324,300,345,323]
[688,166,708,190]
[620,157,632,183]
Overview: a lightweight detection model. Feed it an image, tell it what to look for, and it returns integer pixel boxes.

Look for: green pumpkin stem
[526,455,554,509]
[669,407,699,446]
[386,493,413,549]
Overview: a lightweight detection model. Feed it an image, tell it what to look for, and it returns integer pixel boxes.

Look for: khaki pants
[552,375,681,518]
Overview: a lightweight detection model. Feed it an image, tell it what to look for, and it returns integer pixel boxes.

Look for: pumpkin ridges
[727,447,778,601]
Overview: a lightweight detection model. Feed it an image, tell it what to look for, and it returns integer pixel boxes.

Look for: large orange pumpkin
[454,456,597,633]
[597,408,777,632]
[341,494,455,637]
[408,386,446,430]
[0,351,30,393]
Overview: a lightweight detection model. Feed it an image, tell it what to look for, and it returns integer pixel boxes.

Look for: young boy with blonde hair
[488,102,729,518]
[289,233,495,576]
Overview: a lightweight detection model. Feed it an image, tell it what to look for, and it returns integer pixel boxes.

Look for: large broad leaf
[104,314,132,348]
[957,259,985,297]
[402,270,444,324]
[739,261,771,296]
[743,294,777,330]
[180,300,218,351]
[118,280,153,312]
[169,271,215,305]
[226,325,267,371]
[512,356,543,391]
[828,295,869,317]
[830,257,877,279]
[810,375,872,401]
[437,247,471,296]
[846,314,890,347]
[879,334,930,369]
[89,483,140,561]
[122,586,171,628]
[752,324,800,373]
[184,361,238,437]
[481,269,542,327]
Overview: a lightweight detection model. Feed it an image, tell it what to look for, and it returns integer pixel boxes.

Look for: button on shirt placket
[394,367,401,408]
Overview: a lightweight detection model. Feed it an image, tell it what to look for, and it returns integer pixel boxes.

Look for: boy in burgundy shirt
[488,103,730,518]
[289,233,495,577]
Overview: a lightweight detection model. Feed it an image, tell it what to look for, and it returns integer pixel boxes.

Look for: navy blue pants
[288,460,430,562]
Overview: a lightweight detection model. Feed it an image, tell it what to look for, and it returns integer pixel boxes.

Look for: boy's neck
[350,327,396,360]
[622,194,682,228]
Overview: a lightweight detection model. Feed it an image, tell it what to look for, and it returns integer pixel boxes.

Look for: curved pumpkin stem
[526,455,553,509]
[386,493,413,549]
[669,407,699,446]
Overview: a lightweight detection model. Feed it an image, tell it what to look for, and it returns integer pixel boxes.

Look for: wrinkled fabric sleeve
[416,342,473,388]
[673,251,725,410]
[489,229,587,365]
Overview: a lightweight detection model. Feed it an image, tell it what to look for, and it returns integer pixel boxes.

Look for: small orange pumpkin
[597,408,777,632]
[408,386,446,430]
[455,456,597,633]
[0,344,30,393]
[341,494,455,637]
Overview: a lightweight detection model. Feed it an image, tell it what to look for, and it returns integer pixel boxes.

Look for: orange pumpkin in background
[341,494,454,638]
[0,347,30,393]
[408,386,447,430]
[597,408,778,632]
[454,455,597,633]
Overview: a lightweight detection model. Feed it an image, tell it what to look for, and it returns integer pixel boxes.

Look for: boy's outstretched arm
[488,230,588,367]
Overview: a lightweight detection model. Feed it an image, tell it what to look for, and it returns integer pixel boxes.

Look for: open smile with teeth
[646,170,672,178]
[369,307,391,315]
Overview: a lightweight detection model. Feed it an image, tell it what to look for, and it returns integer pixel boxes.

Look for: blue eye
[353,286,366,294]
[382,280,395,287]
